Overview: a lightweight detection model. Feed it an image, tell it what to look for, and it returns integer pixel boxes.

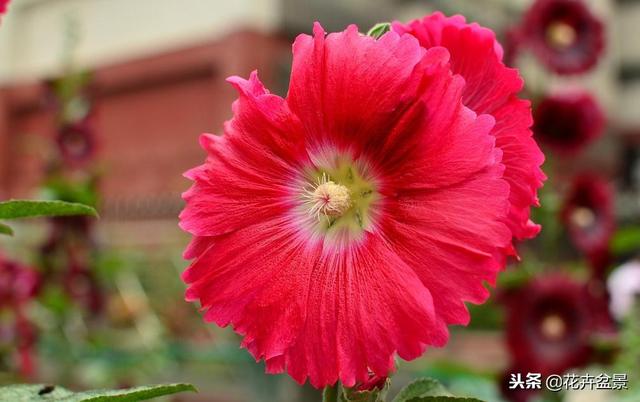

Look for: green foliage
[0,383,195,401]
[341,379,390,402]
[392,378,452,402]
[403,398,485,402]
[0,223,13,236]
[366,23,391,39]
[611,226,640,257]
[0,200,98,220]
[326,377,486,402]
[0,200,97,235]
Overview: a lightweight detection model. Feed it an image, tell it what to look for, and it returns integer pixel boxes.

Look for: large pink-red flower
[521,0,605,75]
[533,91,605,154]
[392,12,546,244]
[180,22,538,387]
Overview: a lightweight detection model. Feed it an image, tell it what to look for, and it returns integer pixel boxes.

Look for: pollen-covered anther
[307,179,352,219]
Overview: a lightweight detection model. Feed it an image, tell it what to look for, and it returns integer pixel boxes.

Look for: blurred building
[0,0,638,243]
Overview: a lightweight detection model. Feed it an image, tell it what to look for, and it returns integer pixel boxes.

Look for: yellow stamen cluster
[546,21,577,49]
[305,174,353,219]
[540,314,567,341]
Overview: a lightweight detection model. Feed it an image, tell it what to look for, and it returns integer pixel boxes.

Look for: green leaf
[405,398,485,402]
[392,378,452,402]
[0,383,196,401]
[611,226,640,256]
[341,379,390,402]
[0,200,98,220]
[366,22,391,39]
[0,222,13,236]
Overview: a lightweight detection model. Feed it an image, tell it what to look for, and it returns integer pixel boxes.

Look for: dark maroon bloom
[505,275,594,376]
[503,27,525,67]
[57,119,96,166]
[533,91,605,154]
[522,0,605,74]
[0,257,40,307]
[561,173,614,257]
[63,264,103,314]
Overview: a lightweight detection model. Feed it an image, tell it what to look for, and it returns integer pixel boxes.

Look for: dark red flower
[0,257,40,307]
[522,0,605,74]
[57,119,96,166]
[503,27,525,67]
[63,264,103,314]
[561,173,614,257]
[505,275,594,375]
[533,91,605,154]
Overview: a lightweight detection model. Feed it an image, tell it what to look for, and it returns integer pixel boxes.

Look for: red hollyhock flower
[0,257,40,307]
[505,275,594,376]
[180,23,530,387]
[393,12,545,244]
[57,119,97,166]
[533,91,605,154]
[522,0,605,75]
[560,173,614,256]
[0,0,10,15]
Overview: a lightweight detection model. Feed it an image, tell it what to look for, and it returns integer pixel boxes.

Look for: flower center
[309,177,352,218]
[546,21,577,49]
[540,313,567,341]
[571,207,596,229]
[299,155,379,240]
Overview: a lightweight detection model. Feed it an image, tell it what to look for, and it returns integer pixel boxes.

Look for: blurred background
[0,0,639,401]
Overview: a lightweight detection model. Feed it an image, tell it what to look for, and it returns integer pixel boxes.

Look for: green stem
[322,384,339,402]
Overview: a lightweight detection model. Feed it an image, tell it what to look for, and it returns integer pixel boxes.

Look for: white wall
[0,0,280,83]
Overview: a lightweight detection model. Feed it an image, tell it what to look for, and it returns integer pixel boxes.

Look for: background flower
[521,0,605,75]
[533,91,605,154]
[504,275,594,376]
[560,173,614,257]
[607,259,640,321]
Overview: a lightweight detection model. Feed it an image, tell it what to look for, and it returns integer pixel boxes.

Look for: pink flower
[0,0,10,15]
[180,23,530,387]
[560,173,614,257]
[0,256,40,307]
[521,0,605,75]
[533,91,605,154]
[392,12,546,244]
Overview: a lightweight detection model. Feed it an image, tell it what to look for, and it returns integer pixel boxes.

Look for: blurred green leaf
[341,379,390,402]
[611,226,640,256]
[0,222,13,236]
[0,200,97,220]
[405,398,485,402]
[393,378,452,402]
[366,23,391,39]
[0,383,196,401]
